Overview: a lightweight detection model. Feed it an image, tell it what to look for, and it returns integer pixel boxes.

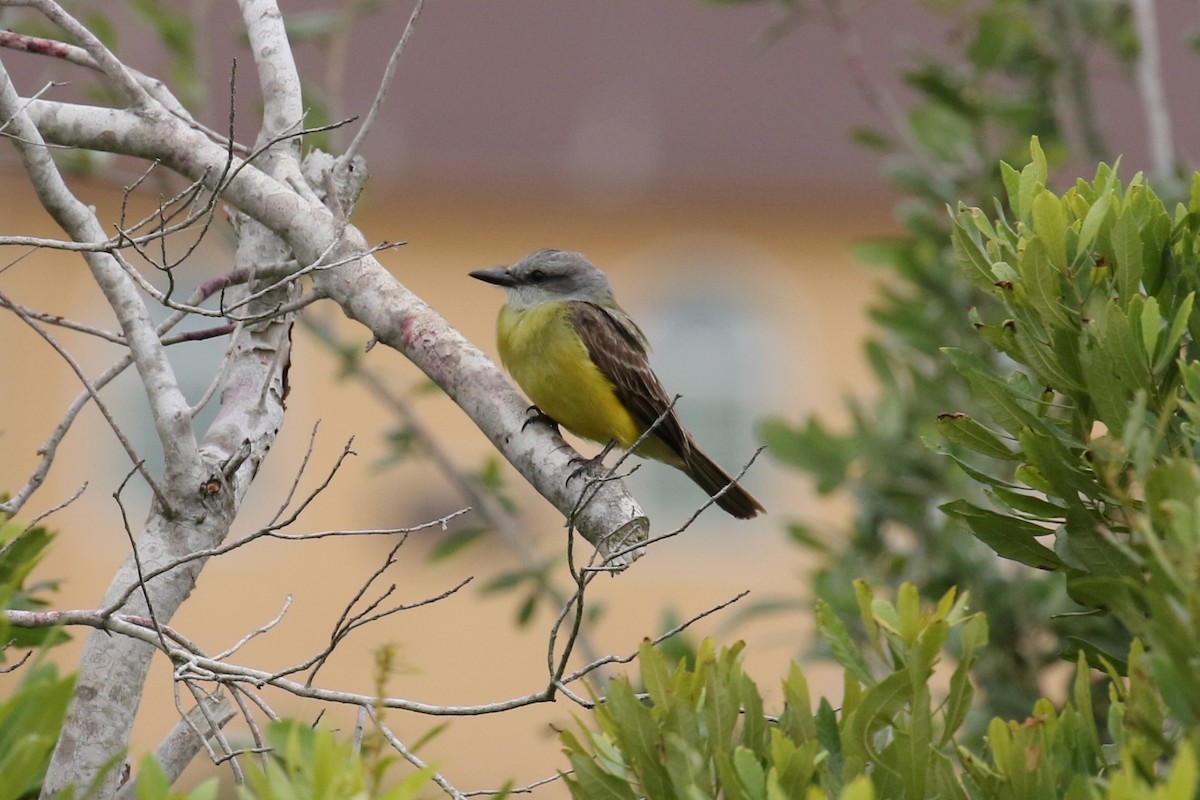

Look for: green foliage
[944,139,1200,725]
[0,663,75,800]
[0,519,69,653]
[0,517,73,799]
[126,722,435,800]
[753,0,1139,723]
[235,722,434,800]
[131,756,217,800]
[561,588,981,800]
[562,586,1200,800]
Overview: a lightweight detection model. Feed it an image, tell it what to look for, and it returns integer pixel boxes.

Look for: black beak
[469,266,518,287]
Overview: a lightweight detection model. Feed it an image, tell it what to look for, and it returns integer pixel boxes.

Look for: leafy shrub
[561,584,1198,800]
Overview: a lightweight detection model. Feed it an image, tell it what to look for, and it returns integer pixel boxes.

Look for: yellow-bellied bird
[471,249,764,519]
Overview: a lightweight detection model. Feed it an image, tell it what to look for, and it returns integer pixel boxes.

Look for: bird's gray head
[470,249,617,310]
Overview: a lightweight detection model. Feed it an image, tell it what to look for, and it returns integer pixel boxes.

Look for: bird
[470,248,764,519]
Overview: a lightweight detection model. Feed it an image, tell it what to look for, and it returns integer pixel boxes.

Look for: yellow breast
[496,303,642,448]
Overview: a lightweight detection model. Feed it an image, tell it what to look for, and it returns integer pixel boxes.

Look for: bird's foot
[522,405,561,436]
[566,440,618,485]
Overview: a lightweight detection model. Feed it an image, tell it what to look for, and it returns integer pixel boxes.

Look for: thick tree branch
[19,96,649,562]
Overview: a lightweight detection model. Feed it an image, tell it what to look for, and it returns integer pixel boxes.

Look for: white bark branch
[20,96,649,561]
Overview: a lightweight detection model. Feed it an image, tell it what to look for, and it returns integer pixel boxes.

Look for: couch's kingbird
[471,249,764,519]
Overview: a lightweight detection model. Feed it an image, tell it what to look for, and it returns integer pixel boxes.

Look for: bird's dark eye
[528,269,548,283]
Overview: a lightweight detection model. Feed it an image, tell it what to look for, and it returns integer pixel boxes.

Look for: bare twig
[102,510,469,618]
[559,590,751,686]
[598,447,768,568]
[0,650,33,674]
[0,290,167,502]
[368,707,466,800]
[212,596,293,662]
[0,299,126,343]
[114,466,170,653]
[341,0,427,164]
[299,541,473,686]
[461,771,570,797]
[6,581,748,717]
[266,422,329,526]
[0,268,254,519]
[23,482,87,529]
[113,692,237,800]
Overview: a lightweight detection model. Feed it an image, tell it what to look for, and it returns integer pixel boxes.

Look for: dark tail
[682,446,765,520]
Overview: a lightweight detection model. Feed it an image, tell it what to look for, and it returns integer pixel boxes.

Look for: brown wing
[567,301,692,462]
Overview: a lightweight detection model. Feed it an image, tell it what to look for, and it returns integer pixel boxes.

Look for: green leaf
[1019,237,1074,331]
[0,663,75,800]
[1155,292,1194,375]
[951,210,999,292]
[1139,294,1162,364]
[942,348,1044,435]
[733,746,766,800]
[1164,742,1197,798]
[780,663,817,744]
[135,757,171,800]
[566,751,639,800]
[0,524,54,588]
[815,600,874,686]
[839,776,877,800]
[1099,301,1150,393]
[1014,139,1047,223]
[1060,504,1139,577]
[1018,427,1100,501]
[662,732,707,795]
[480,568,531,594]
[984,486,1067,519]
[1031,190,1068,271]
[1076,190,1111,259]
[909,104,973,162]
[427,527,486,562]
[1013,324,1084,393]
[639,640,672,709]
[936,413,1018,459]
[515,592,538,626]
[715,752,750,800]
[740,674,767,756]
[941,617,985,745]
[1000,161,1022,217]
[844,669,911,773]
[1110,206,1144,306]
[849,127,893,151]
[703,660,739,752]
[940,499,1066,570]
[604,681,672,799]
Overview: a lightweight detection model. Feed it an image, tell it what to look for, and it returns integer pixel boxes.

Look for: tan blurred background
[4,0,1188,795]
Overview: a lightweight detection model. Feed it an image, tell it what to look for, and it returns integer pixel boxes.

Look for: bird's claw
[565,440,618,485]
[522,405,561,435]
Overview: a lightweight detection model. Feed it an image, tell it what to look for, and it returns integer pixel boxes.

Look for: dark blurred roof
[4,1,1196,196]
[358,0,881,194]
